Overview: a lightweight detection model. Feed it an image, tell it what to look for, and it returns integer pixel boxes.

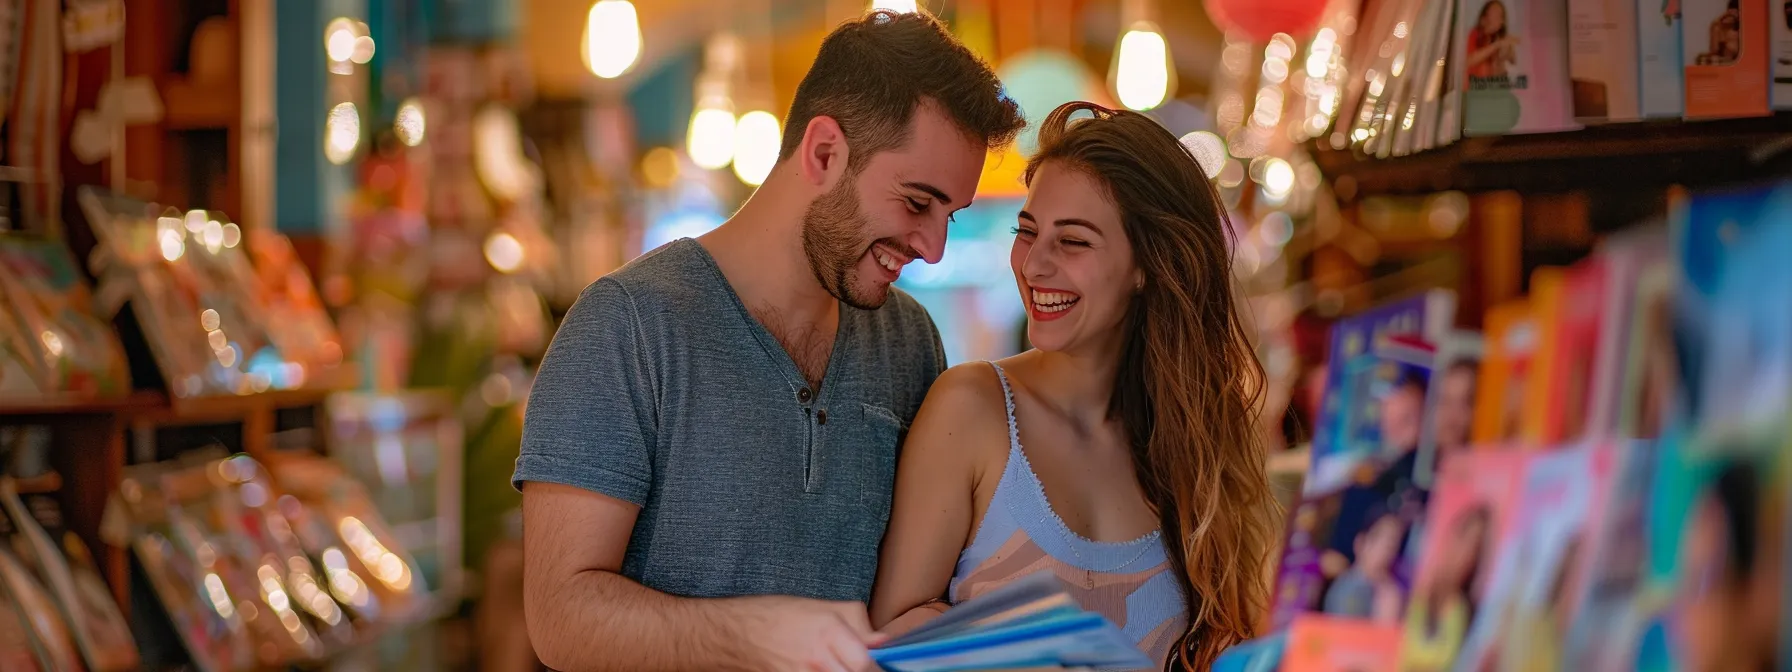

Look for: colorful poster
[1458,0,1580,134]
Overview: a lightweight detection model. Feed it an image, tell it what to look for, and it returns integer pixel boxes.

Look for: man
[514,10,1023,672]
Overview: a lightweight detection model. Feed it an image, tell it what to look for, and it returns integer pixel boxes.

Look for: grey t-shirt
[513,238,945,602]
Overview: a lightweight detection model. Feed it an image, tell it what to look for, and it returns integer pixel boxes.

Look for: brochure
[871,572,1152,672]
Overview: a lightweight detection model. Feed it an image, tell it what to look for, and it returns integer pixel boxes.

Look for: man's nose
[909,217,947,265]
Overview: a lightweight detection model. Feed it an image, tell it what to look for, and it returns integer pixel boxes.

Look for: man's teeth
[1031,290,1080,313]
[873,249,903,272]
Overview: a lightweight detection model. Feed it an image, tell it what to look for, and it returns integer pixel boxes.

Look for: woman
[869,101,1277,671]
[1399,504,1490,672]
[1464,0,1519,82]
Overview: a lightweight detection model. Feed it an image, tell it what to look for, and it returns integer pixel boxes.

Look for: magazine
[1414,331,1483,489]
[114,470,256,672]
[0,475,137,672]
[870,572,1152,672]
[1456,0,1579,134]
[1456,443,1615,672]
[1397,450,1529,672]
[0,543,81,672]
[1517,267,1566,444]
[1283,614,1404,671]
[1212,631,1287,672]
[1561,439,1660,670]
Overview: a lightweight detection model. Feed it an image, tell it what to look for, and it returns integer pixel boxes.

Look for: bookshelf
[1313,113,1792,199]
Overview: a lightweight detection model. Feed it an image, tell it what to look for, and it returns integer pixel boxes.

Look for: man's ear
[799,116,850,189]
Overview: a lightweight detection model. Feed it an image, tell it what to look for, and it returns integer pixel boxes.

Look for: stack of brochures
[871,573,1153,672]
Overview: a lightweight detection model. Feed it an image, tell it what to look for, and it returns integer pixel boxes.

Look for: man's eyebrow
[902,181,954,206]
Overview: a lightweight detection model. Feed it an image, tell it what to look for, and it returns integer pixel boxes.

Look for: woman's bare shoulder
[909,362,1012,445]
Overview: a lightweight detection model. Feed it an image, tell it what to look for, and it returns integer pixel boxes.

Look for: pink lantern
[1205,0,1327,41]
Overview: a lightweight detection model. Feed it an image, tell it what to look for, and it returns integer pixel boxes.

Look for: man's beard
[802,177,893,310]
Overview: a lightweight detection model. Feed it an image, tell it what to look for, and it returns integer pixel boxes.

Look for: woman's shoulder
[922,361,1011,418]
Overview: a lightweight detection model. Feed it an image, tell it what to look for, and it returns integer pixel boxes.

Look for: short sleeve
[512,278,657,505]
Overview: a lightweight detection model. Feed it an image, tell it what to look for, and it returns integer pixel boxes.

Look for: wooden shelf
[160,76,239,130]
[1315,113,1792,198]
[0,391,165,418]
[0,386,340,424]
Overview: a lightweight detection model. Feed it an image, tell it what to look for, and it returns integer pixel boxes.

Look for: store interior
[0,0,1784,669]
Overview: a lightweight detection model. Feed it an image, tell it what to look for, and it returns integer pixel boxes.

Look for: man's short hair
[777,10,1025,170]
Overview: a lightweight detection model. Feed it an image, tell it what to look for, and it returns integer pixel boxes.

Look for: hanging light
[1178,131,1227,179]
[584,0,642,79]
[687,100,736,170]
[1111,22,1172,111]
[394,98,426,146]
[731,110,781,186]
[871,0,919,11]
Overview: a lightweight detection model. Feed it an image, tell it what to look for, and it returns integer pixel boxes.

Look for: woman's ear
[1134,269,1147,293]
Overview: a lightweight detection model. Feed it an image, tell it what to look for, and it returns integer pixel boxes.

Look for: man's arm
[523,483,876,671]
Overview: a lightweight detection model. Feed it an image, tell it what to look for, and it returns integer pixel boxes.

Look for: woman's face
[1013,161,1140,355]
[1380,382,1426,452]
[1435,366,1477,452]
[1438,510,1488,589]
[1481,2,1506,32]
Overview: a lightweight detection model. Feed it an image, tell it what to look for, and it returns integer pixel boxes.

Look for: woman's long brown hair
[1023,101,1278,671]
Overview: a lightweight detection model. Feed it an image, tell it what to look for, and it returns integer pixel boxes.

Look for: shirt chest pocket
[850,403,905,525]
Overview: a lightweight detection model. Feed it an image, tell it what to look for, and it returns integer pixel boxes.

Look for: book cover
[871,572,1152,672]
[1397,450,1529,672]
[1637,432,1782,671]
[1471,300,1535,445]
[1283,614,1404,671]
[1457,443,1616,672]
[1562,440,1660,670]
[1586,228,1670,438]
[0,237,130,399]
[1638,0,1688,116]
[1672,182,1792,437]
[1457,0,1580,135]
[1544,260,1611,442]
[1415,332,1484,489]
[1571,0,1644,120]
[1309,291,1458,496]
[1682,0,1771,117]
[1519,267,1568,445]
[1419,0,1465,150]
[1352,0,1434,154]
[0,476,137,672]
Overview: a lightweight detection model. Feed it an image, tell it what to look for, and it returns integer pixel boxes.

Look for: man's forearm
[528,568,748,671]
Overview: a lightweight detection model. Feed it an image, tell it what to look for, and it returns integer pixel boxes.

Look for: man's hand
[731,596,882,672]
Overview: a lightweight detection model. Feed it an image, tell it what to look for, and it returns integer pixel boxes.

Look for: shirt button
[797,388,812,403]
[817,409,828,425]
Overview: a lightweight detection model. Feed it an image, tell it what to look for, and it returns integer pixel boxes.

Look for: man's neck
[698,189,839,331]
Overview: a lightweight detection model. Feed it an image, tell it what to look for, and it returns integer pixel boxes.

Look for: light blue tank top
[946,363,1188,669]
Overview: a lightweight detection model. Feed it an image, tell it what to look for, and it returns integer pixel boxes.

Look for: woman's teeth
[1031,290,1080,313]
[873,249,903,272]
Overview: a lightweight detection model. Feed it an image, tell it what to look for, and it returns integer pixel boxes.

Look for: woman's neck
[1024,346,1124,428]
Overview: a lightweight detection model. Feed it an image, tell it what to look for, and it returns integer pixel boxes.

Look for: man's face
[802,101,985,309]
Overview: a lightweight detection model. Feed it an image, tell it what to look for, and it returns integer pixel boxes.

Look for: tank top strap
[987,362,1024,458]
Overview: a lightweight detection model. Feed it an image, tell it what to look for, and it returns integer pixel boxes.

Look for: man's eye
[905,199,926,213]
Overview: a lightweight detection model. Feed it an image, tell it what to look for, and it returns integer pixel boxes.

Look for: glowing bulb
[872,0,918,10]
[584,1,642,79]
[325,102,360,165]
[686,105,737,170]
[484,232,525,273]
[1263,158,1295,197]
[159,229,185,261]
[395,98,426,146]
[1178,131,1227,179]
[1113,25,1171,111]
[39,331,62,357]
[200,309,221,331]
[324,18,357,63]
[202,220,225,252]
[730,110,781,186]
[351,35,375,64]
[222,223,241,248]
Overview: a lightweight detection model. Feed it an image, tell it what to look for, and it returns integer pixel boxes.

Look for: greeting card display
[0,237,129,399]
[0,471,137,671]
[245,230,344,384]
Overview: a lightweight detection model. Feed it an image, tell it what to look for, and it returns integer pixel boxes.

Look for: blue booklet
[872,573,1153,672]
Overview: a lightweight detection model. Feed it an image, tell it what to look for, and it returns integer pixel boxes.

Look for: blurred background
[0,0,1782,669]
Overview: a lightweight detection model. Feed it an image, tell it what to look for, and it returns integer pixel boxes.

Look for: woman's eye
[1010,226,1036,237]
[1062,238,1091,248]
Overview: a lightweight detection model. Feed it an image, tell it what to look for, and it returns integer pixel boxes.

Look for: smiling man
[514,10,1023,672]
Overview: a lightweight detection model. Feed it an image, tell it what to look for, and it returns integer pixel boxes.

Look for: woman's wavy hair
[1023,101,1278,671]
